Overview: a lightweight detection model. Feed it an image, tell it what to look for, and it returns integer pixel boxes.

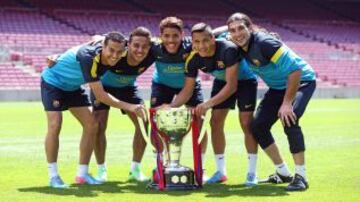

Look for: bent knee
[84,117,99,132]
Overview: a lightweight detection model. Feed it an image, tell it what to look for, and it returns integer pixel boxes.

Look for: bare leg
[239,111,258,154]
[45,111,62,163]
[210,109,229,154]
[69,106,98,165]
[93,110,109,165]
[263,143,284,165]
[293,152,304,165]
[127,112,147,162]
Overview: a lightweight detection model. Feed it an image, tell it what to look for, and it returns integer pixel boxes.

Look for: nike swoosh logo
[245,104,252,109]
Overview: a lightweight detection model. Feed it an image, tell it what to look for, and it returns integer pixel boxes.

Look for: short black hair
[129,26,152,43]
[191,23,213,36]
[104,31,126,45]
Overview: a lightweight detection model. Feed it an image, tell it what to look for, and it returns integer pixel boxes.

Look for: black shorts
[236,79,258,112]
[90,85,143,112]
[150,81,204,108]
[211,79,257,111]
[41,79,90,111]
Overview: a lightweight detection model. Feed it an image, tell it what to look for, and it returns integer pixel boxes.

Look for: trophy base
[148,166,199,191]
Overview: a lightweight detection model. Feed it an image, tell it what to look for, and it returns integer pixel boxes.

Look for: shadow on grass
[201,183,290,198]
[18,181,289,198]
[18,181,127,197]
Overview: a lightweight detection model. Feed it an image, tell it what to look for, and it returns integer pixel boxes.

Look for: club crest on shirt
[217,61,225,69]
[252,59,261,67]
[52,100,60,108]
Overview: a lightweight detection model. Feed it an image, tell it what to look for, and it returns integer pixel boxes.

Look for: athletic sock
[77,164,89,177]
[98,163,106,171]
[215,154,226,175]
[130,161,141,172]
[295,164,307,180]
[275,162,291,177]
[247,153,258,174]
[48,162,58,179]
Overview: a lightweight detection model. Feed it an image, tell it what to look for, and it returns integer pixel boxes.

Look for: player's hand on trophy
[46,54,60,67]
[195,102,210,117]
[159,103,171,109]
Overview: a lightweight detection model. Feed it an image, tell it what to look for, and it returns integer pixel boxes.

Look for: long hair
[227,12,280,39]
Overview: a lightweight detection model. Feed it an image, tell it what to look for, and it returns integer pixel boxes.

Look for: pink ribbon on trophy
[191,110,203,187]
[149,108,165,190]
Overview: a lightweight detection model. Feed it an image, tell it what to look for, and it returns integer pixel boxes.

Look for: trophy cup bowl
[149,107,198,190]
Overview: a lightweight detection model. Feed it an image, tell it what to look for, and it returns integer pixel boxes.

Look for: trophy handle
[137,107,156,151]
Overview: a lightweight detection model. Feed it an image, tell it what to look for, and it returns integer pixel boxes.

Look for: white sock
[295,164,306,180]
[48,162,58,179]
[215,154,226,175]
[130,161,141,172]
[275,162,291,177]
[247,153,258,174]
[98,163,106,171]
[77,164,89,177]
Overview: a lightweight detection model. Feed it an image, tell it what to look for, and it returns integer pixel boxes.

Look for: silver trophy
[148,107,197,190]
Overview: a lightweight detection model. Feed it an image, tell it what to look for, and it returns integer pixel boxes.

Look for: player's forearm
[171,87,194,108]
[206,63,238,107]
[170,77,196,107]
[97,92,132,110]
[89,82,132,110]
[212,25,228,37]
[283,70,301,104]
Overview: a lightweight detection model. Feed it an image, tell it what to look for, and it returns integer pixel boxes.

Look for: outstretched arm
[212,25,228,38]
[195,63,238,116]
[170,77,196,107]
[89,81,146,119]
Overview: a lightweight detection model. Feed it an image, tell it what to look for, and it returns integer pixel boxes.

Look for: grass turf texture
[0,99,359,202]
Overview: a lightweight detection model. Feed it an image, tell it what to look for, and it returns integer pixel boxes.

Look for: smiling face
[191,31,216,57]
[160,27,183,54]
[128,35,151,63]
[101,40,126,66]
[228,20,251,49]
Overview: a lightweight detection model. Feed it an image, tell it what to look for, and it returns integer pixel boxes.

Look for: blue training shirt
[239,32,315,90]
[41,43,111,91]
[151,37,192,88]
[101,50,155,88]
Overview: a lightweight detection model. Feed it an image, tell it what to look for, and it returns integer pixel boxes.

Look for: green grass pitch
[0,99,359,202]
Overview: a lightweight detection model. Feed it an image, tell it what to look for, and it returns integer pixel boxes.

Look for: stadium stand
[0,0,359,91]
